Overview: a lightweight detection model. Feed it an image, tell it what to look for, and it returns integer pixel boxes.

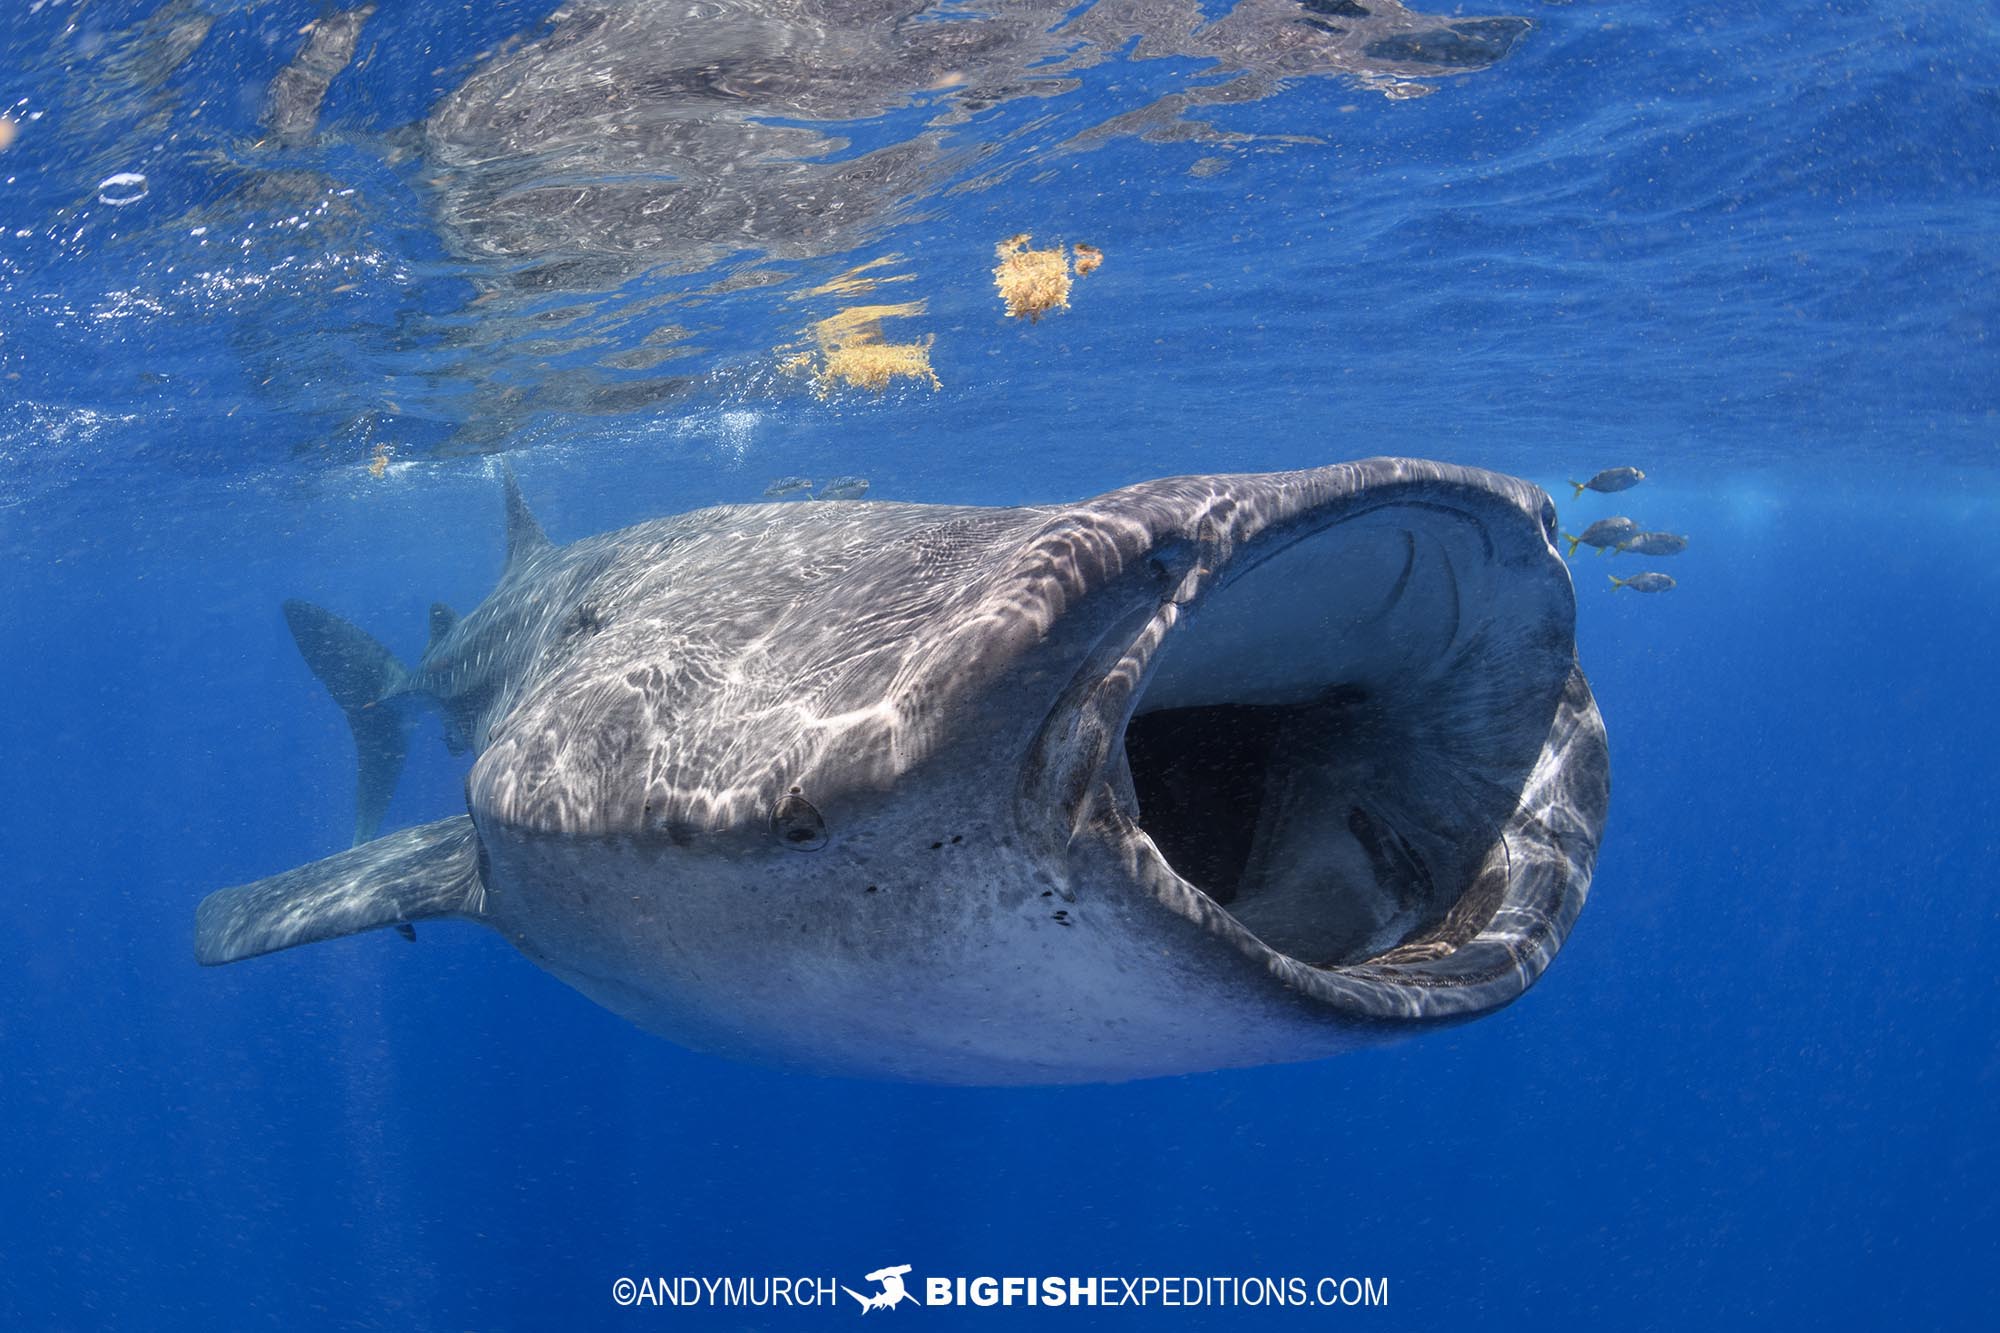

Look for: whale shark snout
[196,459,1608,1083]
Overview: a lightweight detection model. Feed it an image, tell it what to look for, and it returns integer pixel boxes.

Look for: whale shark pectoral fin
[195,816,485,966]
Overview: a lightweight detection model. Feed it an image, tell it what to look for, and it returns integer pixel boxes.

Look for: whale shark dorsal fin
[195,816,486,965]
[427,602,458,654]
[500,463,550,569]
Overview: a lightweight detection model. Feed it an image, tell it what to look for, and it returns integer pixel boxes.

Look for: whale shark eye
[771,791,828,851]
[1541,499,1559,540]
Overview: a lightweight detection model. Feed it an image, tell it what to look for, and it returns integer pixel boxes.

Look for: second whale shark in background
[197,460,1610,1084]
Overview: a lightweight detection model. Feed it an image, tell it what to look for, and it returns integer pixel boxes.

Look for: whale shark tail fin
[283,599,413,845]
[195,816,485,965]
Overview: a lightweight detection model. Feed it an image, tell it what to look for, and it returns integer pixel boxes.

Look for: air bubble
[96,172,149,207]
[770,791,828,852]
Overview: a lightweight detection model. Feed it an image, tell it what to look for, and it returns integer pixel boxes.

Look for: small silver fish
[815,476,870,501]
[763,475,814,498]
[1569,467,1645,499]
[1609,572,1676,593]
[1563,516,1639,557]
[1615,531,1688,557]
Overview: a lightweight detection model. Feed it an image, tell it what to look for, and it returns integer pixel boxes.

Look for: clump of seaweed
[993,235,1104,321]
[785,301,941,395]
[367,442,392,478]
[993,235,1069,321]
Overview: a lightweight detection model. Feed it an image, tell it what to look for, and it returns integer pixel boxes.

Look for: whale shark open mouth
[1123,510,1554,967]
[1124,685,1456,968]
[1039,485,1609,1019]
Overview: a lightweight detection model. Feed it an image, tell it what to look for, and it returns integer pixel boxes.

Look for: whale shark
[196,459,1609,1084]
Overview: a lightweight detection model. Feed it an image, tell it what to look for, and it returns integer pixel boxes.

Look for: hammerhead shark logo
[842,1264,917,1313]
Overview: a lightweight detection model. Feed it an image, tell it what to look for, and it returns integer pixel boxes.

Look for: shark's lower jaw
[1051,496,1608,1025]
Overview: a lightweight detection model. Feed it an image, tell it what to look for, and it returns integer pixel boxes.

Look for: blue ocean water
[2,1,1995,1328]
